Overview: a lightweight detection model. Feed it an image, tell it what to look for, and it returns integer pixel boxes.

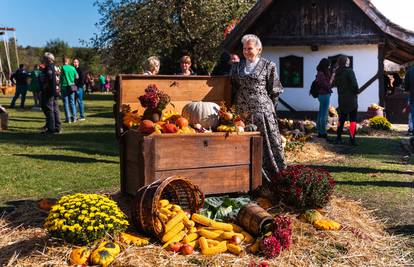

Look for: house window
[279,55,304,88]
[328,54,353,70]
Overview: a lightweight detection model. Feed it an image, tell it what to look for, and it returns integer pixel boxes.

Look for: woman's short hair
[180,55,191,64]
[241,34,262,50]
[337,55,349,68]
[145,56,160,71]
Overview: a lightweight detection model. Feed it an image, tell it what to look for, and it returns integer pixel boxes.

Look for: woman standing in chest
[231,34,287,182]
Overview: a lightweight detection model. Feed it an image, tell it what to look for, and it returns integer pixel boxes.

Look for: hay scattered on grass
[286,139,343,164]
[0,196,411,266]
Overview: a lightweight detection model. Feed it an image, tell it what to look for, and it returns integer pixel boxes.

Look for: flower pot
[143,108,162,123]
[367,108,383,118]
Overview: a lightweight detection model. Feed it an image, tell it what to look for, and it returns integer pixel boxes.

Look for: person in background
[29,64,42,109]
[231,34,286,182]
[10,64,30,108]
[315,58,334,139]
[73,58,86,121]
[332,55,359,145]
[104,75,111,93]
[60,57,79,123]
[212,52,240,75]
[84,72,95,94]
[143,56,160,75]
[99,74,106,93]
[404,64,414,135]
[39,52,61,134]
[177,55,196,75]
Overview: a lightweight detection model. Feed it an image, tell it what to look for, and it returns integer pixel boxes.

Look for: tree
[43,39,72,65]
[93,0,255,74]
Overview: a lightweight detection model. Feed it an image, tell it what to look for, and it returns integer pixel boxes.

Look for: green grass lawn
[309,136,414,234]
[0,94,119,202]
[1,94,413,236]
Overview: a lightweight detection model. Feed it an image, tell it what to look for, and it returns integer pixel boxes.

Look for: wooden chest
[115,75,263,195]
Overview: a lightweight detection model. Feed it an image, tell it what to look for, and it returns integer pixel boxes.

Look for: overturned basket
[132,176,204,237]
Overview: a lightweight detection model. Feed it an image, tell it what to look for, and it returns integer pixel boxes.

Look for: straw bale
[0,195,411,266]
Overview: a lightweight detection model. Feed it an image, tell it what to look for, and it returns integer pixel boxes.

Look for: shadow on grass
[87,111,114,119]
[311,165,414,175]
[330,136,403,157]
[15,154,118,164]
[0,131,119,157]
[336,180,413,188]
[9,117,44,122]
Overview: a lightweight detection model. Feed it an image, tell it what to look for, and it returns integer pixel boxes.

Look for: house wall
[263,44,379,112]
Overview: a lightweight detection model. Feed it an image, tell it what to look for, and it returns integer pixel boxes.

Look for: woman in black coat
[333,55,359,145]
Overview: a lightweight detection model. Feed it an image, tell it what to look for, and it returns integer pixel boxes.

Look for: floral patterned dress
[231,57,287,182]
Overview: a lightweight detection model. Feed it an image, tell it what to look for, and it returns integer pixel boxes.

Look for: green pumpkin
[90,248,115,267]
[244,123,258,132]
[300,209,323,224]
[98,241,121,256]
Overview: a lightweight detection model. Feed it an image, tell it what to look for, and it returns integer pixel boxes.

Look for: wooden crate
[115,75,263,195]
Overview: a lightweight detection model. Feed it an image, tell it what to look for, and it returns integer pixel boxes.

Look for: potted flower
[138,84,173,122]
[367,103,384,118]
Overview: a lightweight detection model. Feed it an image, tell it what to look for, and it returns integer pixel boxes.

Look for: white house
[222,0,414,119]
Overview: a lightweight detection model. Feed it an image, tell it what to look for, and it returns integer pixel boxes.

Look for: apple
[180,244,194,255]
[229,235,242,245]
[169,242,182,253]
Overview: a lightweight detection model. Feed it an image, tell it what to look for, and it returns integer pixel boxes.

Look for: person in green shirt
[99,74,106,93]
[28,64,41,109]
[60,57,79,123]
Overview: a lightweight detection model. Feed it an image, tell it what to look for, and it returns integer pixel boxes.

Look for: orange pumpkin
[176,117,189,128]
[140,120,155,134]
[38,198,57,210]
[163,123,178,133]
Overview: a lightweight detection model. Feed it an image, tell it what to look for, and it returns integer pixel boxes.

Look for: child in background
[104,75,111,93]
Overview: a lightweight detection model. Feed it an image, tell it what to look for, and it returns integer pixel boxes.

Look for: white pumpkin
[182,101,220,129]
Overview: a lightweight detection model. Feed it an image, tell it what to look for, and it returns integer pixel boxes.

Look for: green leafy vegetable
[200,195,251,221]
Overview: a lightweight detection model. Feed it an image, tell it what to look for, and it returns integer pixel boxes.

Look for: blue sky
[0,0,413,48]
[1,0,101,47]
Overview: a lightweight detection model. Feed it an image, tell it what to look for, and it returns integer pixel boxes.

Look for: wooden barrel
[237,203,273,236]
[131,176,204,238]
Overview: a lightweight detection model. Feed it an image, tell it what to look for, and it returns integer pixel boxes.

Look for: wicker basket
[131,176,204,237]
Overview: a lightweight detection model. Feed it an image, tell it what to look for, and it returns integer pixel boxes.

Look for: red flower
[260,235,281,258]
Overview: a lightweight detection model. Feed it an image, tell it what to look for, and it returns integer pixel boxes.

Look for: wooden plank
[124,160,143,195]
[153,135,252,170]
[119,75,231,110]
[358,73,379,94]
[250,136,263,192]
[154,165,251,195]
[378,43,385,107]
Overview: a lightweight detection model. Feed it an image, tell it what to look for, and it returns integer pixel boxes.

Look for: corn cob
[160,207,174,216]
[199,228,222,239]
[220,232,244,240]
[120,232,150,246]
[189,227,198,233]
[165,212,185,232]
[162,222,185,242]
[227,243,243,255]
[198,237,209,250]
[158,212,168,222]
[191,213,212,226]
[207,239,220,247]
[210,221,233,232]
[182,215,195,228]
[159,199,169,207]
[183,232,198,244]
[162,231,186,249]
[201,241,228,255]
[171,204,182,211]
